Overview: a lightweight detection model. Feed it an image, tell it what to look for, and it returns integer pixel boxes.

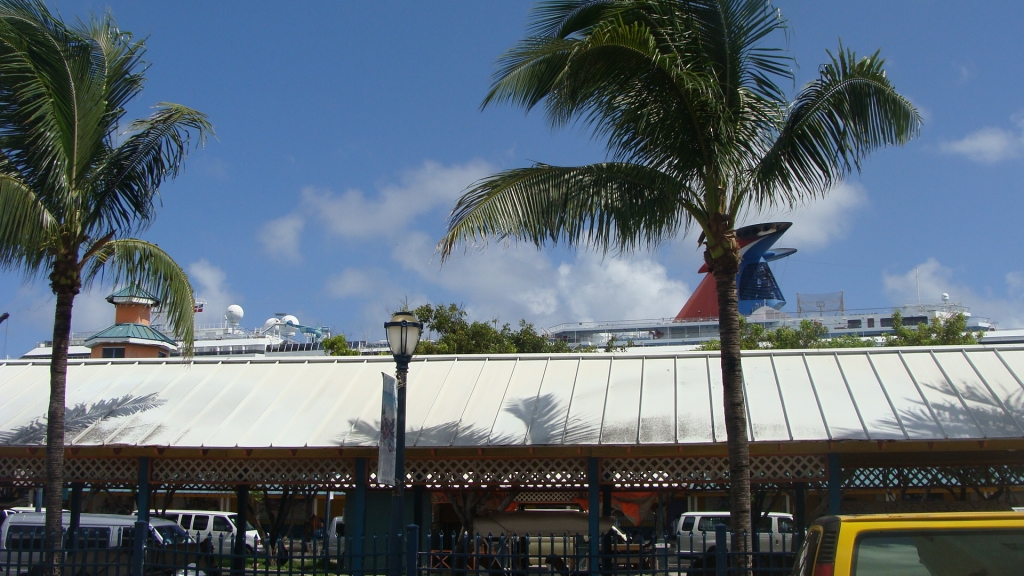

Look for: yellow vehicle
[792,512,1024,576]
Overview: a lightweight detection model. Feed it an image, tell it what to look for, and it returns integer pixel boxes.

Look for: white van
[150,509,259,552]
[0,512,197,575]
[673,511,795,558]
[324,516,345,555]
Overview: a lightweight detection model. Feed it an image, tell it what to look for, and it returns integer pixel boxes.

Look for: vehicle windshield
[227,514,256,532]
[853,529,1024,576]
[154,524,193,546]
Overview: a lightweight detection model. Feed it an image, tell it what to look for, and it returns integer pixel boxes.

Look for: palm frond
[82,238,195,357]
[528,0,624,38]
[87,103,211,233]
[0,170,54,271]
[750,45,922,209]
[439,162,701,260]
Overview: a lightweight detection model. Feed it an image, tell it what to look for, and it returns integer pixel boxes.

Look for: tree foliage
[411,302,571,354]
[322,334,360,356]
[885,311,981,346]
[698,318,874,350]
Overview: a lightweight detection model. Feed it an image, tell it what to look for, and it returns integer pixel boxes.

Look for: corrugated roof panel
[526,358,579,445]
[601,358,643,444]
[708,357,728,443]
[563,357,611,444]
[675,356,714,443]
[204,362,311,447]
[834,354,905,440]
[933,351,1019,438]
[868,353,942,439]
[413,360,485,447]
[965,350,1024,432]
[900,352,982,439]
[804,355,866,440]
[167,363,268,446]
[272,362,355,447]
[335,362,387,444]
[638,357,675,444]
[771,355,828,441]
[0,364,58,442]
[451,359,517,446]
[404,360,459,444]
[742,356,790,441]
[132,363,230,445]
[489,359,547,445]
[306,361,372,447]
[74,362,187,445]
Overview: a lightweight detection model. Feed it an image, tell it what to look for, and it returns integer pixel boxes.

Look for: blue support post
[827,453,842,515]
[794,483,806,552]
[68,483,83,550]
[587,457,599,576]
[33,487,42,512]
[133,457,150,576]
[353,457,367,576]
[406,524,419,576]
[232,485,249,573]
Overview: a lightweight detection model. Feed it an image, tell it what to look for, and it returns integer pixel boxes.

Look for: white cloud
[742,182,868,252]
[299,159,494,240]
[555,254,690,322]
[188,259,238,323]
[259,213,305,262]
[325,268,391,299]
[883,258,1024,329]
[941,114,1024,163]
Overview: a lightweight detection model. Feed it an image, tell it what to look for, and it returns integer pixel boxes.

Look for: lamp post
[385,311,422,576]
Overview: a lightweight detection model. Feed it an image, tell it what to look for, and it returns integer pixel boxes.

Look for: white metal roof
[1,345,1022,449]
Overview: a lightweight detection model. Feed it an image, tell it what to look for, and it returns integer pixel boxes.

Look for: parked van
[149,509,259,552]
[792,512,1024,576]
[673,511,796,558]
[0,512,198,575]
[324,516,345,555]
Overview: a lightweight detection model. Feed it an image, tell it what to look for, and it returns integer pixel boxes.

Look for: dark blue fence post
[133,457,150,576]
[587,457,600,576]
[794,482,806,552]
[714,524,727,576]
[827,453,842,515]
[406,524,419,576]
[352,457,367,576]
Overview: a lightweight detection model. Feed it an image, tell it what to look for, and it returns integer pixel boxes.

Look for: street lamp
[385,311,422,575]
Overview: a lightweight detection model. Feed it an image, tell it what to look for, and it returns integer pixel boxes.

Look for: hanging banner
[377,372,398,487]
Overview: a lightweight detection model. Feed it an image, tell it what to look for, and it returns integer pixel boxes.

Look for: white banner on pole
[377,372,398,487]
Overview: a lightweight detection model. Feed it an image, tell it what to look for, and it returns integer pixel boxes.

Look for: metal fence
[0,525,796,576]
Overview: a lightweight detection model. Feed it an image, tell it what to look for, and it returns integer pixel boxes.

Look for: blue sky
[1,0,1023,356]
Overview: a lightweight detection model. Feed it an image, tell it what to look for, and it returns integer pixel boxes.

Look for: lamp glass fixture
[385,311,422,356]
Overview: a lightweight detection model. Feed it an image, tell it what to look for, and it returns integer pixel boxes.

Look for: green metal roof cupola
[84,286,177,359]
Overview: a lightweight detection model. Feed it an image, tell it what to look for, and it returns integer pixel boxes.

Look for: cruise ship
[546,222,996,348]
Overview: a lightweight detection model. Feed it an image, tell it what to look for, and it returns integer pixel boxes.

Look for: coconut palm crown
[0,0,211,551]
[440,0,920,536]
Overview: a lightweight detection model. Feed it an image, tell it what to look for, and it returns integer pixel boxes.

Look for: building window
[867,318,875,328]
[847,319,862,329]
[102,347,125,358]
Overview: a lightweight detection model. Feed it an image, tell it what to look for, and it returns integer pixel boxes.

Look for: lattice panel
[514,491,583,503]
[845,466,1024,489]
[369,458,590,488]
[65,458,137,484]
[149,459,356,489]
[602,455,827,487]
[0,457,44,485]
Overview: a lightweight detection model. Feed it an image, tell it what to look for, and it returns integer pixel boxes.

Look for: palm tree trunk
[707,226,752,558]
[45,287,75,570]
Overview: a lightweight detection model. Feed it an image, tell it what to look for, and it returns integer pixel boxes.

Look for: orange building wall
[114,303,151,325]
[90,342,167,359]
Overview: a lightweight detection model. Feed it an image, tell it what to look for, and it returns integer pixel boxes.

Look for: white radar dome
[281,315,299,338]
[225,305,244,325]
[263,318,279,332]
[942,292,950,302]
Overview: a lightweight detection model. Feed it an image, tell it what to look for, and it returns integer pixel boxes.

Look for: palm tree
[439,0,920,538]
[0,0,210,553]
